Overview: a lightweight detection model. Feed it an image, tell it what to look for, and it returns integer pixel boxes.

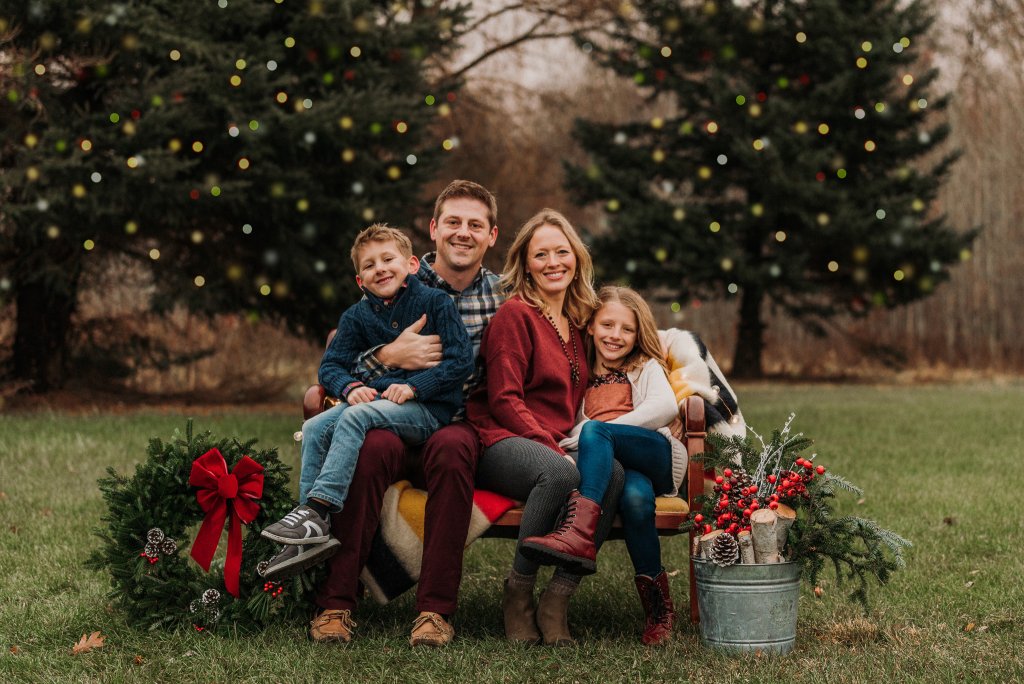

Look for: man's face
[354,240,419,300]
[429,197,498,274]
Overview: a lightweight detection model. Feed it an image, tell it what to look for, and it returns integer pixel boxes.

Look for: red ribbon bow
[189,448,264,598]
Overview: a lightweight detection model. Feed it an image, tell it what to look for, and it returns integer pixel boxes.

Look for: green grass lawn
[1,384,1022,683]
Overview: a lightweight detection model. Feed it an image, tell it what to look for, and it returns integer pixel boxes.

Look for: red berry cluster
[262,581,284,598]
[138,551,159,565]
[769,457,826,501]
[693,460,826,537]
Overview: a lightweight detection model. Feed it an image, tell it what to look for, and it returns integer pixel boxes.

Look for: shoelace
[553,500,580,536]
[313,609,356,632]
[282,509,311,525]
[645,583,668,625]
[411,612,452,637]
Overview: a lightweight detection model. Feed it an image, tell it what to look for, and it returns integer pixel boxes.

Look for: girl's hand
[382,383,415,404]
[347,386,379,405]
[558,435,580,452]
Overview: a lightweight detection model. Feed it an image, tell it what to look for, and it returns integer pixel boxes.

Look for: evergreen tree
[0,1,464,390]
[567,0,977,377]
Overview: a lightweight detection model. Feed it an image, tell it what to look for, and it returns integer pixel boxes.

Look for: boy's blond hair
[350,223,414,272]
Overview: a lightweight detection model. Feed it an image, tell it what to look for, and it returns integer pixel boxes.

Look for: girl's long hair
[586,286,667,373]
[498,209,599,328]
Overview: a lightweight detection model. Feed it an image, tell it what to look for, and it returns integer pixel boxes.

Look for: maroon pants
[314,420,480,616]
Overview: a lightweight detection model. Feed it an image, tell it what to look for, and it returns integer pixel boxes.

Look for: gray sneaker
[259,538,341,581]
[261,504,331,545]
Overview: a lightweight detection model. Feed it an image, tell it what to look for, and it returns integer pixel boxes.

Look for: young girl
[521,286,685,646]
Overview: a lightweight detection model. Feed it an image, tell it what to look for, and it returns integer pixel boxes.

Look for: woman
[467,209,623,646]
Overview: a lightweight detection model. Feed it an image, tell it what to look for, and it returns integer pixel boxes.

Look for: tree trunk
[731,284,765,378]
[11,279,78,392]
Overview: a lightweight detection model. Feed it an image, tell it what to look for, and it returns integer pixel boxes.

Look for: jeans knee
[579,420,611,447]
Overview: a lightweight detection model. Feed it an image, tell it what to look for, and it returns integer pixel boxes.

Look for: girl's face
[588,301,637,368]
[526,224,577,301]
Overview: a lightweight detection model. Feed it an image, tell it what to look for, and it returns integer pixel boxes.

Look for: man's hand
[381,383,415,404]
[346,386,378,405]
[376,314,443,370]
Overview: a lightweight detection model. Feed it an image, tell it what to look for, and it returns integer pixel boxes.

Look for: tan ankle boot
[536,584,576,647]
[502,579,540,644]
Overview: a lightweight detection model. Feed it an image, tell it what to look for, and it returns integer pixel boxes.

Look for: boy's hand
[346,386,378,405]
[381,384,415,404]
[376,315,443,370]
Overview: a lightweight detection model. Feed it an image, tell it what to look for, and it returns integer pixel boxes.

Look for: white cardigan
[559,358,687,497]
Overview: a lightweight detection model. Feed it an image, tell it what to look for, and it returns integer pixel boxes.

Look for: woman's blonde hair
[499,209,599,327]
[587,286,667,373]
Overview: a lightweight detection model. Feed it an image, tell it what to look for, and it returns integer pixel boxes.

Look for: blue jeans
[576,421,673,577]
[299,399,441,511]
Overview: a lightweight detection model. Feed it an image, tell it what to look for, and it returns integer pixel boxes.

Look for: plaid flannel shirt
[353,252,502,413]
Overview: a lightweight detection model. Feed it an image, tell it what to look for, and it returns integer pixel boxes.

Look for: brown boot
[634,571,675,646]
[502,578,541,644]
[536,578,577,647]
[521,491,601,575]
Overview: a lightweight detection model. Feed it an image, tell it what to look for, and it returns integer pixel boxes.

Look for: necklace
[544,311,580,385]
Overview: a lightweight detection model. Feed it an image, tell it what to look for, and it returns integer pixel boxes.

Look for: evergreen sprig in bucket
[685,414,911,652]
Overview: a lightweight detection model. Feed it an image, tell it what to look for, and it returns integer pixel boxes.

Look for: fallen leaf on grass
[133,655,144,665]
[0,491,7,499]
[942,516,956,526]
[10,645,21,654]
[666,569,681,577]
[969,569,981,575]
[976,625,989,633]
[71,632,105,654]
[856,498,866,505]
[8,525,18,534]
[964,622,975,632]
[964,581,974,588]
[814,586,824,598]
[41,507,53,517]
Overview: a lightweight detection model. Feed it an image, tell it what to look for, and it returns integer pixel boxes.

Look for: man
[310,180,501,647]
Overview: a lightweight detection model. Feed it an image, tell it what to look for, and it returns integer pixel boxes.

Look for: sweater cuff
[341,381,365,400]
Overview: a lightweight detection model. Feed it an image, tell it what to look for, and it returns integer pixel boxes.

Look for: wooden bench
[303,381,710,624]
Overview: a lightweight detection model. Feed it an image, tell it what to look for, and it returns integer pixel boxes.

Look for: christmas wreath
[88,422,318,632]
[687,413,912,610]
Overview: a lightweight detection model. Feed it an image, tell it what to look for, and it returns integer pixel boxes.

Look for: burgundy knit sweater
[466,296,588,455]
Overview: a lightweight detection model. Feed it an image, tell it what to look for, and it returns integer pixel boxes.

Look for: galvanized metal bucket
[693,558,801,655]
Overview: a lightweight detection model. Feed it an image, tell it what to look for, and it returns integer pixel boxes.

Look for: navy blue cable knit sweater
[318,275,474,424]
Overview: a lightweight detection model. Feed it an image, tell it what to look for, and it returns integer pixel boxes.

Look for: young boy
[260,224,475,580]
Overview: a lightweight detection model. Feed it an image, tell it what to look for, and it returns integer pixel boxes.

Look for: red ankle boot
[634,571,675,645]
[521,491,601,575]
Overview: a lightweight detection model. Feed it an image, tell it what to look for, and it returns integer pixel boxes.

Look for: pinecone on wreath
[710,533,740,567]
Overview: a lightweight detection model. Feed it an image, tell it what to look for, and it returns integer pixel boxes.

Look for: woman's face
[526,224,577,302]
[588,301,638,368]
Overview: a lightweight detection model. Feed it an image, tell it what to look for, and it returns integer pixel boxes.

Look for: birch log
[737,529,755,564]
[699,529,724,559]
[750,509,781,563]
[774,503,796,557]
[692,535,702,559]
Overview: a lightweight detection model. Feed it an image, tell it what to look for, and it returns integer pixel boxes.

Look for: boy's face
[429,196,497,275]
[355,239,419,300]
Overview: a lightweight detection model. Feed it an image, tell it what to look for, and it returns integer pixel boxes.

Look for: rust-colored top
[584,371,633,422]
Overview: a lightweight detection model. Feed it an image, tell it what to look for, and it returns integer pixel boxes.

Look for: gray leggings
[476,437,624,578]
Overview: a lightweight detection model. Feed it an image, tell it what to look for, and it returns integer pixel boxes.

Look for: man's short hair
[432,179,498,228]
[350,223,414,272]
